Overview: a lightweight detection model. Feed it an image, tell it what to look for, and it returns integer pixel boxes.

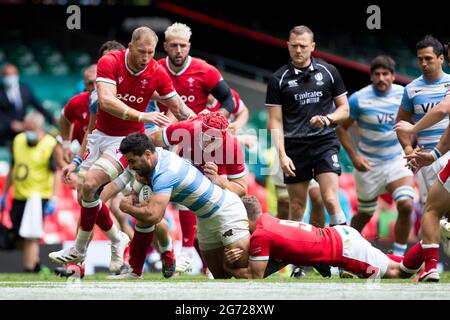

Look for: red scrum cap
[200,112,229,137]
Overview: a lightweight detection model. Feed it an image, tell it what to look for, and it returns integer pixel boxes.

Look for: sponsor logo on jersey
[118,76,124,84]
[315,72,324,85]
[294,91,323,105]
[116,93,144,104]
[288,80,299,88]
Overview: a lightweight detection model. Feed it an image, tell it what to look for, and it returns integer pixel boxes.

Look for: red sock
[386,254,403,263]
[129,226,154,276]
[80,200,101,231]
[421,242,439,272]
[179,210,197,248]
[96,201,113,231]
[123,245,130,265]
[401,242,423,272]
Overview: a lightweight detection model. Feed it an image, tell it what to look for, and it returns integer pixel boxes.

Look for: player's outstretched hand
[224,247,244,264]
[141,112,170,127]
[394,120,415,134]
[62,163,78,184]
[404,150,434,173]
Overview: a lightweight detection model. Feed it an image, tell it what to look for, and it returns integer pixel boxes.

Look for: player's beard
[170,55,186,67]
[136,164,152,183]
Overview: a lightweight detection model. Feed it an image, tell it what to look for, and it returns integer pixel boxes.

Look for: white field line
[0,281,450,300]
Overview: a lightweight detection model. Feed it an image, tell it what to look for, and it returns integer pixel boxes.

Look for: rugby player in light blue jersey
[115,133,250,279]
[396,35,450,206]
[394,41,450,282]
[337,55,415,256]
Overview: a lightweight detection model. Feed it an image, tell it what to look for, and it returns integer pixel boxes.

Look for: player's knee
[321,193,338,209]
[309,190,324,207]
[357,200,377,216]
[392,186,415,214]
[289,197,306,210]
[82,177,100,198]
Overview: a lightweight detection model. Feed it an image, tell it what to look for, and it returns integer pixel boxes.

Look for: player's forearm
[121,204,163,225]
[436,125,450,155]
[76,116,96,158]
[329,103,349,124]
[336,126,359,162]
[396,131,414,154]
[59,116,72,141]
[396,108,414,153]
[53,144,66,169]
[52,170,62,198]
[164,95,196,121]
[221,178,247,197]
[231,108,249,133]
[413,100,450,133]
[99,95,142,121]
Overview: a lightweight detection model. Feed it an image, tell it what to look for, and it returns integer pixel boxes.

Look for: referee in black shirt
[266,25,349,227]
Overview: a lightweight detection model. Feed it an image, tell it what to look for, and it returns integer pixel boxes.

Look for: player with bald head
[49,27,195,272]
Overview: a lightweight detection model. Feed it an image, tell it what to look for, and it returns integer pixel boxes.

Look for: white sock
[105,224,122,244]
[158,238,173,253]
[75,230,92,254]
[329,211,347,226]
[393,242,407,256]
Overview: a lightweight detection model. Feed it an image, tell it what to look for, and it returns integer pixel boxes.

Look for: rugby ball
[138,185,153,203]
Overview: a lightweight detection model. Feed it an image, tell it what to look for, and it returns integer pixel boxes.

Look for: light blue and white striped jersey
[150,148,226,218]
[349,84,404,161]
[401,73,450,150]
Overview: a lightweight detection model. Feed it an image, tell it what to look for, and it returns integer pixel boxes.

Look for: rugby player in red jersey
[49,27,195,273]
[225,196,419,280]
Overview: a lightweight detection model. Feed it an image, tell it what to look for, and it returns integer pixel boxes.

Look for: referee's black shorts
[10,198,47,240]
[284,133,341,184]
